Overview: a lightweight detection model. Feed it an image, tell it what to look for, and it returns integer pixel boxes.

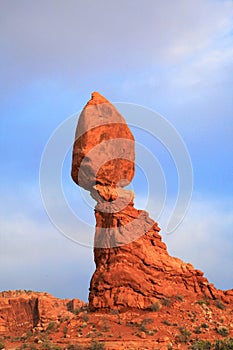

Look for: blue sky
[0,0,233,301]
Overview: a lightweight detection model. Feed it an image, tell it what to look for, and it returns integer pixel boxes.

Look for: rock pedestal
[71,92,231,311]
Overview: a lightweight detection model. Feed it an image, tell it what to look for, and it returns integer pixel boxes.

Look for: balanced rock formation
[71,92,233,311]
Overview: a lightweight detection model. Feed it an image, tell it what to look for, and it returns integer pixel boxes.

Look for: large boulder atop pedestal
[71,92,135,198]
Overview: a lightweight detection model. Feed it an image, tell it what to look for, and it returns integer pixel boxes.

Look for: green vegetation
[0,343,4,350]
[214,299,226,310]
[215,326,229,337]
[189,340,212,349]
[202,323,209,329]
[175,295,184,302]
[176,326,191,343]
[46,322,57,332]
[138,318,154,333]
[214,338,233,349]
[63,325,68,337]
[100,317,110,332]
[194,326,202,334]
[188,310,197,323]
[150,301,161,311]
[163,319,172,326]
[161,297,172,307]
[72,307,82,315]
[67,345,84,350]
[81,313,90,322]
[88,341,106,350]
[197,297,210,306]
[189,338,233,350]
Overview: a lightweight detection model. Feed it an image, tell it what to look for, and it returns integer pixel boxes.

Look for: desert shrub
[18,344,37,350]
[150,301,161,311]
[216,327,229,337]
[46,322,57,332]
[176,327,191,343]
[81,313,90,322]
[189,340,212,350]
[0,343,4,350]
[72,307,81,315]
[197,297,209,306]
[188,310,197,323]
[163,320,171,326]
[42,343,52,350]
[101,317,110,332]
[139,318,154,332]
[161,297,172,307]
[214,300,226,310]
[214,338,233,349]
[201,323,209,329]
[194,326,202,334]
[110,309,119,315]
[11,336,21,342]
[88,341,106,350]
[63,326,68,337]
[175,295,184,302]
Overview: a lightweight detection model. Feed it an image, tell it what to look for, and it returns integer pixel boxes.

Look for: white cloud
[170,45,233,88]
[0,0,232,91]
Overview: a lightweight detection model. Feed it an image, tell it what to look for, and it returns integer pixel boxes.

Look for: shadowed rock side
[71,92,233,311]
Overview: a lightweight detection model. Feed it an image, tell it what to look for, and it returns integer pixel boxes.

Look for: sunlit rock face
[71,92,231,311]
[71,91,135,199]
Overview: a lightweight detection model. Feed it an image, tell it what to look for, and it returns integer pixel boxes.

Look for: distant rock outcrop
[0,290,83,334]
[71,92,233,310]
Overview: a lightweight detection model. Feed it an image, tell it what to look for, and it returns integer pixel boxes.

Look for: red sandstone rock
[71,92,233,311]
[0,290,83,334]
[89,196,230,310]
[71,92,135,198]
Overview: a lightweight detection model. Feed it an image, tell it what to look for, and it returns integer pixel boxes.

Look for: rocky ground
[0,290,233,350]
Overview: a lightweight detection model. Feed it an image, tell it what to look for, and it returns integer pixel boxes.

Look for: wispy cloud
[1,0,232,92]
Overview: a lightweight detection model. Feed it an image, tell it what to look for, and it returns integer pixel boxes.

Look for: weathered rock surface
[1,289,233,349]
[90,196,231,310]
[71,91,135,199]
[0,290,83,334]
[71,92,233,311]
